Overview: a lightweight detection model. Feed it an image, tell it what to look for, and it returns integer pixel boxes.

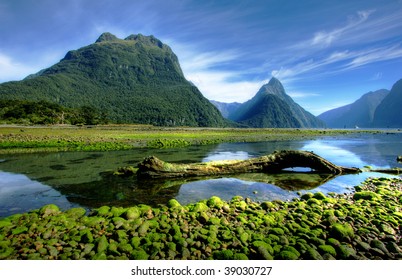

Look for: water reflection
[0,133,401,217]
[0,171,74,217]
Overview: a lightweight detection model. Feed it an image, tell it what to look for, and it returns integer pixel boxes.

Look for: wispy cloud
[0,51,63,83]
[169,41,266,102]
[271,43,402,82]
[0,53,36,82]
[294,10,374,49]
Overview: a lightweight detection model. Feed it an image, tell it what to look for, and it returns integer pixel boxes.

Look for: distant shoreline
[1,124,400,154]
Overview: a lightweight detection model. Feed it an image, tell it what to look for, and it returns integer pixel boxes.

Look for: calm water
[1,133,401,218]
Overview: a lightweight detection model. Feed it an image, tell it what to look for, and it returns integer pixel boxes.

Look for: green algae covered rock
[353,191,381,201]
[330,223,354,241]
[0,177,401,260]
[192,202,209,212]
[207,196,225,209]
[167,199,182,208]
[39,204,60,217]
[65,207,86,219]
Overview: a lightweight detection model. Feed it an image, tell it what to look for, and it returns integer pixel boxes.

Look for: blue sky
[1,0,402,115]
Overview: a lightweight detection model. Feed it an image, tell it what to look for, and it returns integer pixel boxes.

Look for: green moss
[39,204,60,217]
[167,199,181,208]
[65,207,86,219]
[96,235,109,253]
[207,196,224,209]
[330,223,354,241]
[277,250,299,260]
[233,253,249,260]
[192,202,209,212]
[305,247,324,260]
[125,207,141,220]
[213,249,234,260]
[11,226,28,235]
[96,206,111,217]
[318,245,337,257]
[313,192,326,200]
[353,191,381,201]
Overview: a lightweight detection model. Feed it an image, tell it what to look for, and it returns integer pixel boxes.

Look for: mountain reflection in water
[0,133,401,217]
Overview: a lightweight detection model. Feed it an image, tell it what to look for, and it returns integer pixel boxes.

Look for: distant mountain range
[318,89,389,128]
[212,78,325,128]
[1,31,400,128]
[318,78,402,128]
[0,32,227,127]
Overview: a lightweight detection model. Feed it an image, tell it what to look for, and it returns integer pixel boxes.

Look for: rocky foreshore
[1,177,401,260]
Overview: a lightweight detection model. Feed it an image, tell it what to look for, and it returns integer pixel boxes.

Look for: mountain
[210,100,241,118]
[226,77,325,128]
[373,78,402,127]
[318,89,389,128]
[0,32,227,127]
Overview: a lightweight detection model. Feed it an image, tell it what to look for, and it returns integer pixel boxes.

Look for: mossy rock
[64,207,86,219]
[318,245,337,257]
[167,199,181,208]
[277,250,299,260]
[192,202,209,212]
[379,223,396,235]
[96,235,109,253]
[252,241,274,256]
[213,249,234,260]
[39,204,60,217]
[0,247,14,259]
[233,253,249,260]
[330,223,354,241]
[11,226,28,235]
[96,206,111,217]
[300,193,314,200]
[370,240,389,254]
[261,201,276,210]
[282,246,300,258]
[327,238,341,248]
[0,220,12,229]
[257,246,274,260]
[125,207,141,220]
[313,192,326,200]
[111,207,127,217]
[353,191,381,201]
[336,244,356,259]
[305,247,324,260]
[270,227,285,236]
[207,196,225,209]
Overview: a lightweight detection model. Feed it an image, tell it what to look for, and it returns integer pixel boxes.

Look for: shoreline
[1,125,398,154]
[1,176,401,260]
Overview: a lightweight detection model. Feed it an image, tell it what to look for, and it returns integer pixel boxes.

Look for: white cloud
[0,51,63,83]
[0,53,37,82]
[168,41,267,102]
[186,70,265,102]
[306,10,374,48]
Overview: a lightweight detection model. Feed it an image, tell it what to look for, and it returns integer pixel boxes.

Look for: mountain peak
[125,34,164,48]
[95,32,119,43]
[268,77,282,87]
[257,77,286,97]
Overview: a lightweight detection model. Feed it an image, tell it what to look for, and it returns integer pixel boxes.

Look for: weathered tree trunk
[137,150,361,179]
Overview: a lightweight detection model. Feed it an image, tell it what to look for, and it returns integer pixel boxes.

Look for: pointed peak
[258,77,285,96]
[268,77,283,87]
[95,32,119,43]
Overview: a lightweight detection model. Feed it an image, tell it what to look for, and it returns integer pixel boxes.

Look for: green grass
[0,124,388,153]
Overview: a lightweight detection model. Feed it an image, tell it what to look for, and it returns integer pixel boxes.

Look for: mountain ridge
[220,77,325,128]
[318,89,389,128]
[0,32,228,127]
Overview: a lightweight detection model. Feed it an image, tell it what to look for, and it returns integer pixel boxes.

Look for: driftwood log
[137,150,361,179]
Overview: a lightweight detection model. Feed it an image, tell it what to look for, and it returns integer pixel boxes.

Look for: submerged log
[137,150,361,179]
